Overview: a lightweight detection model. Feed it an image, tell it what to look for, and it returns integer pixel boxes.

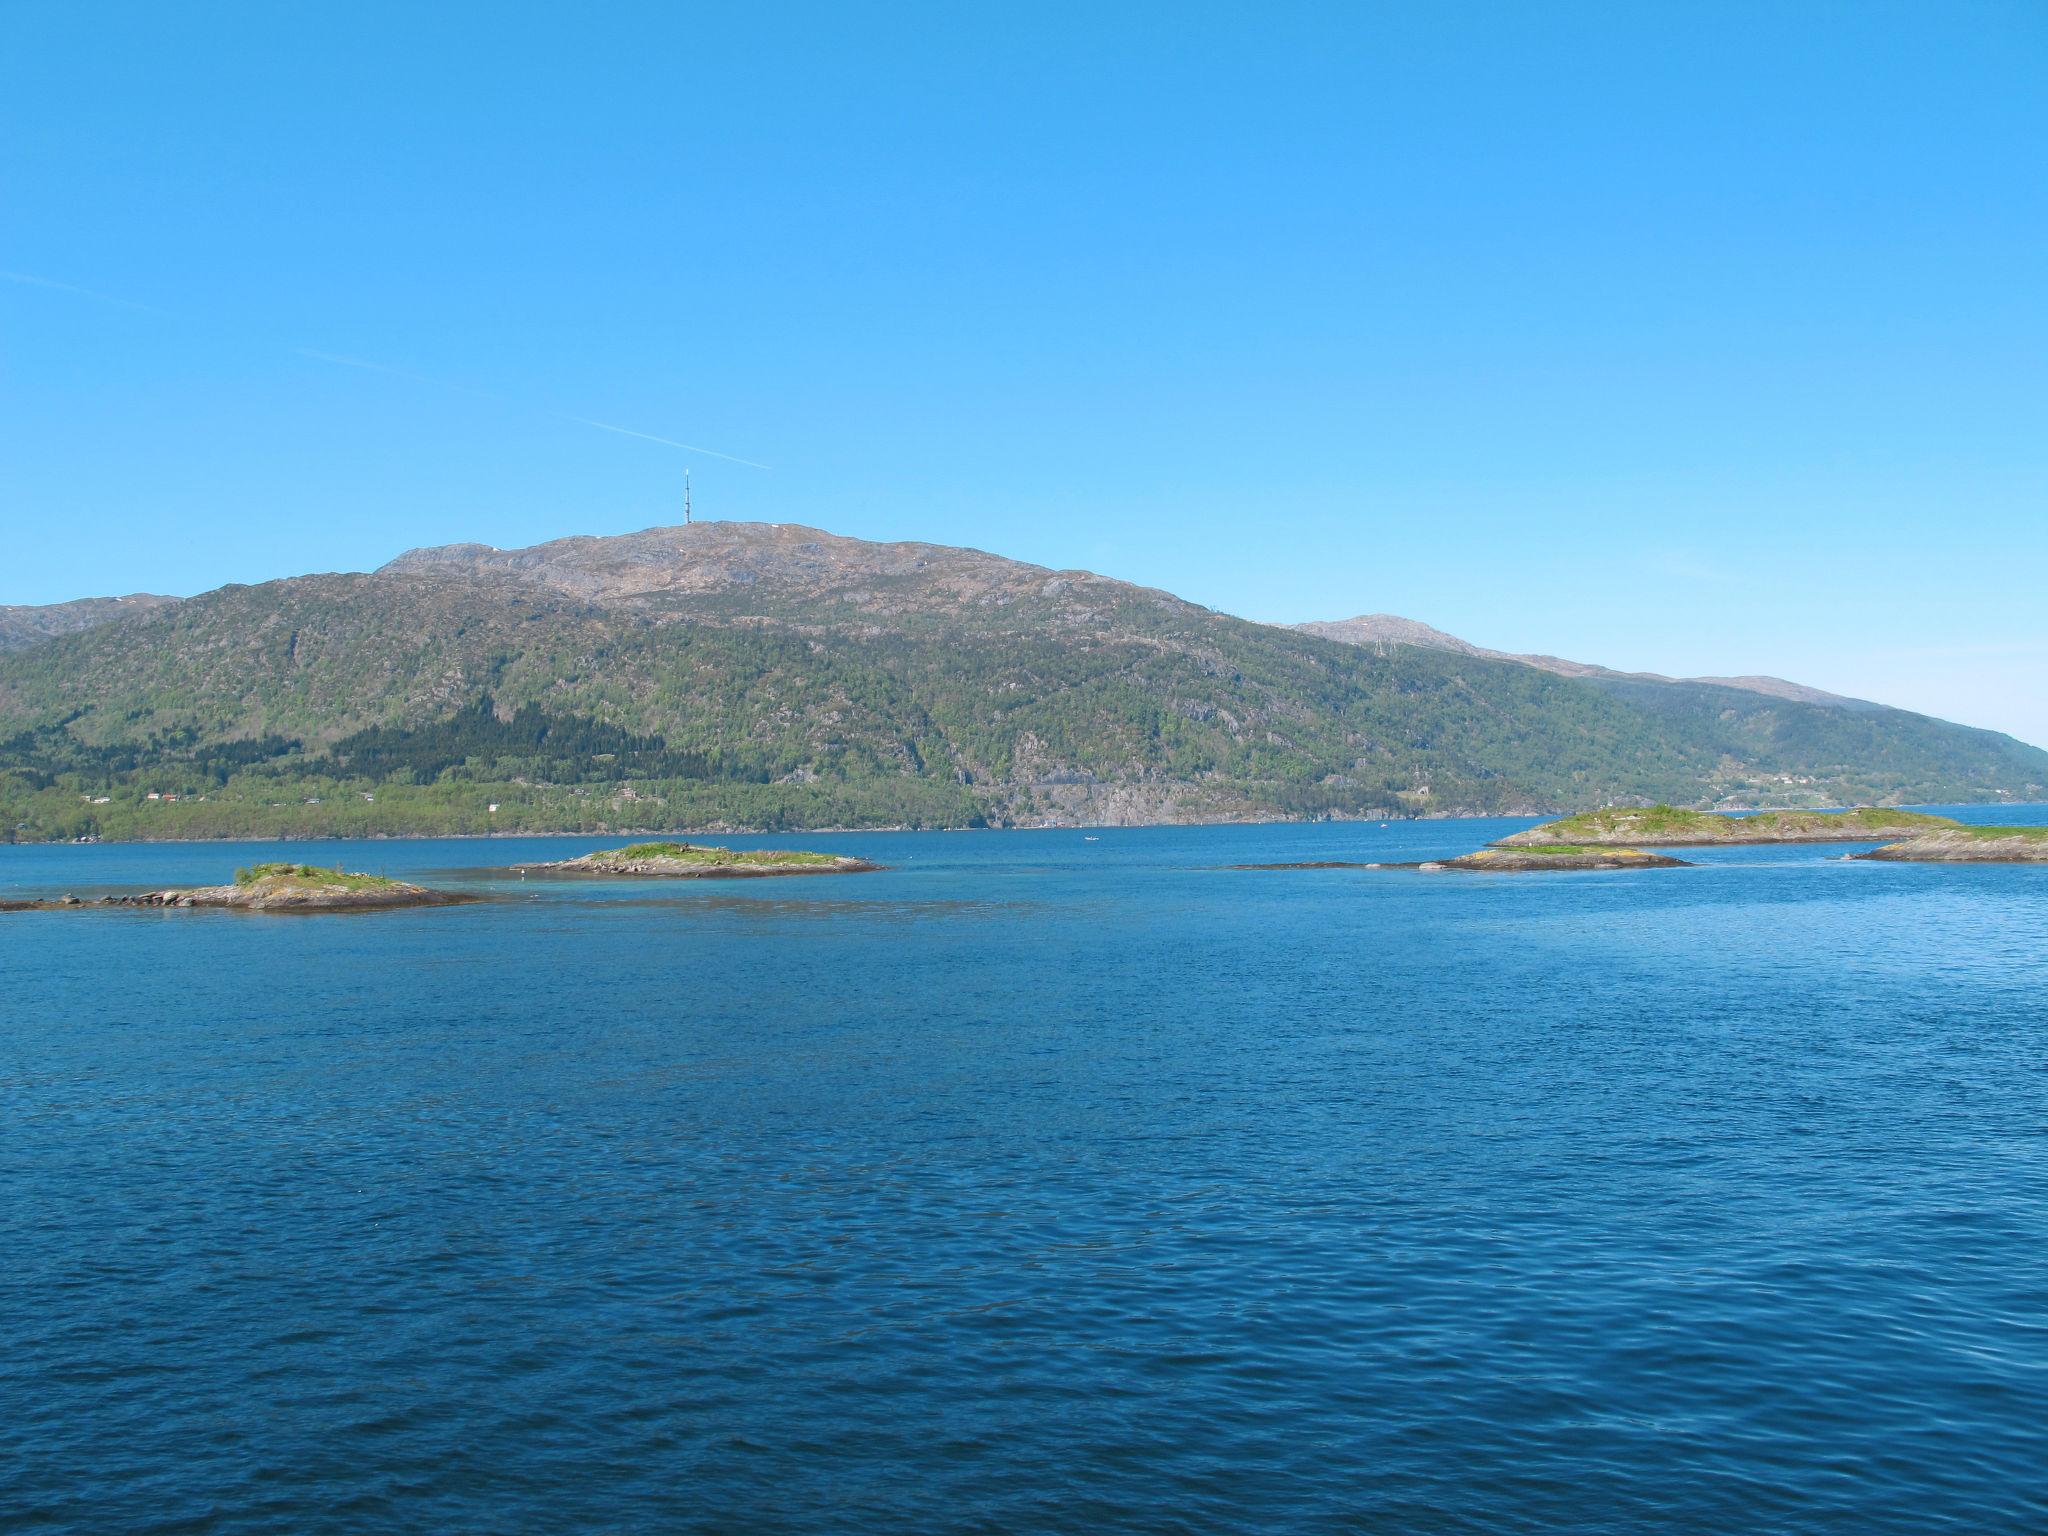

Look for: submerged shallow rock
[1225,861,1388,871]
[1854,828,2048,864]
[1223,848,1689,873]
[528,841,881,878]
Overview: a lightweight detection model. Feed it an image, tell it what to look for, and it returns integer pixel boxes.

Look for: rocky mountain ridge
[0,593,182,653]
[1293,613,1869,709]
[0,531,1911,718]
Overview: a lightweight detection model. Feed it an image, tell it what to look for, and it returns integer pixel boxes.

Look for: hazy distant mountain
[1294,614,1872,710]
[2,525,2042,841]
[0,593,182,653]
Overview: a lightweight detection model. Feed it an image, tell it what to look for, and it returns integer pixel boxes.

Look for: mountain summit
[379,522,1148,616]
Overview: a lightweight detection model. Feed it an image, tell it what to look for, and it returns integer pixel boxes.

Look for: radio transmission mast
[684,469,693,524]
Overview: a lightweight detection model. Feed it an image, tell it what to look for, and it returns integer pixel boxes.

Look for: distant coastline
[11,803,2046,849]
[5,522,2043,848]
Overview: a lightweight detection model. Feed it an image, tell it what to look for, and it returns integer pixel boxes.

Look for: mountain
[2,524,2042,842]
[1294,614,1871,708]
[0,593,182,653]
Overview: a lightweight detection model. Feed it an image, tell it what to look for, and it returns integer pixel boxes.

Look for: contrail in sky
[291,350,773,469]
[1,268,173,316]
[561,416,774,469]
[295,348,481,394]
[7,268,770,469]
[296,348,771,468]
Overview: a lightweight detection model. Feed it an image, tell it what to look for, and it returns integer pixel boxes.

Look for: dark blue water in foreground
[4,809,2046,1534]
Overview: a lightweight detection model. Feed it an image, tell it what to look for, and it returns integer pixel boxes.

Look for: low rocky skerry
[1226,860,1387,871]
[1,862,472,913]
[1223,847,1689,873]
[527,841,881,878]
[1497,805,1957,848]
[1854,827,2048,863]
[1439,845,1691,872]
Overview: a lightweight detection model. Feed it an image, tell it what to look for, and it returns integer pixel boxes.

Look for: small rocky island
[0,862,471,913]
[529,841,881,878]
[1224,848,1688,873]
[1439,845,1691,872]
[1498,805,1958,848]
[1855,827,2048,863]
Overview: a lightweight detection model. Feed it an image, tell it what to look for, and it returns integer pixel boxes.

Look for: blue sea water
[3,808,2046,1534]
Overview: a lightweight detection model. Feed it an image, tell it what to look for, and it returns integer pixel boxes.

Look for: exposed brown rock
[529,843,879,878]
[1439,848,1691,872]
[3,872,472,912]
[1854,829,2048,863]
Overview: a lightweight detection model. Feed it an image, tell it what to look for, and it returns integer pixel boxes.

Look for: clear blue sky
[4,2,2044,744]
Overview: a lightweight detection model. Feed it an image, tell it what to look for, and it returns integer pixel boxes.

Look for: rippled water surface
[5,811,2046,1533]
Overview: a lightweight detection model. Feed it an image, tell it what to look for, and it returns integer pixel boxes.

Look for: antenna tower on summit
[684,469,693,524]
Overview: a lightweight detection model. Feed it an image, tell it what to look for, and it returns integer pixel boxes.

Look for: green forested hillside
[2,529,2042,842]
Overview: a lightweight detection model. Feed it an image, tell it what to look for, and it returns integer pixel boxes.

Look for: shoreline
[9,801,2046,850]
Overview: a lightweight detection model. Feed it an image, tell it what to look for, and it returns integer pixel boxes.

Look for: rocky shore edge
[1853,828,2048,864]
[1225,860,1387,870]
[1498,806,1957,848]
[527,842,881,878]
[3,864,474,913]
[1226,847,1691,872]
[1439,847,1691,872]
